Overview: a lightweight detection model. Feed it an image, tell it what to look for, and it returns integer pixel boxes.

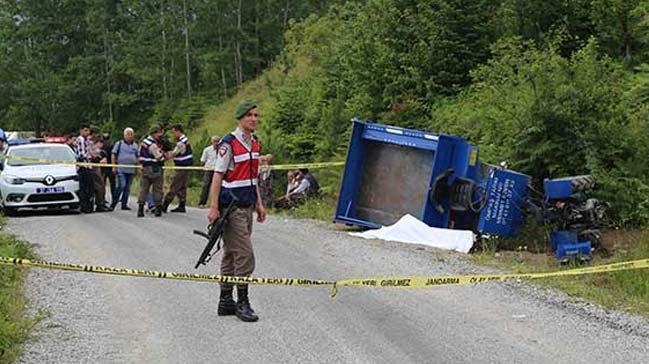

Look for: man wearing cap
[208,99,266,322]
[137,125,165,217]
[161,123,193,213]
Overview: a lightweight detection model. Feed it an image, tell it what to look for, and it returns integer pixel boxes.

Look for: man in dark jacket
[101,131,117,207]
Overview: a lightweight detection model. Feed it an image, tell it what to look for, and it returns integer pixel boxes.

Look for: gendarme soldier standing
[162,123,193,213]
[208,99,266,322]
[138,125,165,217]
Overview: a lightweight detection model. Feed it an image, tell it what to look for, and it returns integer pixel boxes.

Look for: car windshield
[6,146,75,167]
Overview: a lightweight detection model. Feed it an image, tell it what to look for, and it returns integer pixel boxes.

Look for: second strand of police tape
[4,155,345,171]
[1,256,648,298]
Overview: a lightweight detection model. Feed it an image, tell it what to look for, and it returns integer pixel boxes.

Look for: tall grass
[0,217,36,363]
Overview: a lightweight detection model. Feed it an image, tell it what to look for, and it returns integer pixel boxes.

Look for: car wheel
[3,206,18,216]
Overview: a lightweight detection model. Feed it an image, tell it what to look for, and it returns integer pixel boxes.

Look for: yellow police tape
[3,155,344,171]
[0,256,333,287]
[1,256,648,298]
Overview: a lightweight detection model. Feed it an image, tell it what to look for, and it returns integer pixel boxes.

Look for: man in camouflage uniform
[137,125,165,217]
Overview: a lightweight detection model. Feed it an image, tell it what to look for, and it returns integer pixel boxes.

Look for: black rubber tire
[3,206,18,216]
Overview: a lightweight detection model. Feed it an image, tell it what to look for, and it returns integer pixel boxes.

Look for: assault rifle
[193,195,238,269]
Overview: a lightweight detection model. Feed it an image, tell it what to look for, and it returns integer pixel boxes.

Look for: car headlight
[2,175,25,185]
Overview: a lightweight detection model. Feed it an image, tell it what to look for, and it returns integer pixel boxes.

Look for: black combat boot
[218,285,236,316]
[137,203,144,217]
[170,202,186,213]
[235,285,259,322]
[154,206,162,217]
[95,204,110,212]
[161,198,170,213]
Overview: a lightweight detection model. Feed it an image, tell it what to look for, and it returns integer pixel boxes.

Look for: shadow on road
[2,208,81,218]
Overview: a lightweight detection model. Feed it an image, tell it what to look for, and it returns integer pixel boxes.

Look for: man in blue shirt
[111,128,139,210]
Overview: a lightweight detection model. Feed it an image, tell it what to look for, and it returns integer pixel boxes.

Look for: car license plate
[36,187,64,194]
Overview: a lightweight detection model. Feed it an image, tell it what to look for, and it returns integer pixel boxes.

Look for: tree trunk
[103,30,113,123]
[183,0,192,98]
[160,1,168,99]
[619,9,632,62]
[234,47,240,87]
[236,0,243,86]
[219,34,227,98]
[254,1,260,73]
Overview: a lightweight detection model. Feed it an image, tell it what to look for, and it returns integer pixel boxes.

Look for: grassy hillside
[189,67,283,147]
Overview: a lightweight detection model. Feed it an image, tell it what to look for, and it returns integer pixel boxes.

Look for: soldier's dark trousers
[102,168,117,205]
[198,170,214,206]
[91,167,106,207]
[220,206,255,277]
[138,165,163,207]
[77,168,94,213]
[164,170,188,205]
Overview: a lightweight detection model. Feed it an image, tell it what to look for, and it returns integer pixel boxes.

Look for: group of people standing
[72,123,194,217]
[74,125,123,213]
[67,100,306,322]
[136,123,195,217]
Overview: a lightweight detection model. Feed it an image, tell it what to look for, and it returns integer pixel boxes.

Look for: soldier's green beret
[234,99,258,120]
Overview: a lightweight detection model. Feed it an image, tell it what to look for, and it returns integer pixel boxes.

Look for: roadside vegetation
[0,217,37,363]
[472,228,649,317]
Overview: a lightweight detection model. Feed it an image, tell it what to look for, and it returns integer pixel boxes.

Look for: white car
[1,143,80,215]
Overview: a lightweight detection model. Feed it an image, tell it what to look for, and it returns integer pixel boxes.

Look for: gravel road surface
[6,206,649,363]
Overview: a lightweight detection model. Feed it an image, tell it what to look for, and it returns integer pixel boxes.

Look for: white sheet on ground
[349,214,474,254]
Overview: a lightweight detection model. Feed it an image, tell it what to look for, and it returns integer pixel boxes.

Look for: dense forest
[1,0,649,226]
[0,0,343,134]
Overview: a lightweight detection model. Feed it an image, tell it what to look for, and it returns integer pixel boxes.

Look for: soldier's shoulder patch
[218,145,228,157]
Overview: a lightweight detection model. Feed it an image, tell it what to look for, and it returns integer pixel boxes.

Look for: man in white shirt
[287,170,311,200]
[198,135,220,207]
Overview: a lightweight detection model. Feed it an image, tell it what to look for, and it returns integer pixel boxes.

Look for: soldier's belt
[4,155,344,171]
[2,256,647,298]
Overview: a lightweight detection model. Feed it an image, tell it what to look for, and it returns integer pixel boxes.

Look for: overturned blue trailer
[334,119,530,237]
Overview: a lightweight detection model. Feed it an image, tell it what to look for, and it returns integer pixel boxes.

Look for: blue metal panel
[549,231,578,251]
[556,241,592,261]
[335,119,445,227]
[544,178,574,200]
[477,168,530,236]
[421,135,454,227]
[335,120,367,225]
[334,118,486,230]
[361,123,439,151]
